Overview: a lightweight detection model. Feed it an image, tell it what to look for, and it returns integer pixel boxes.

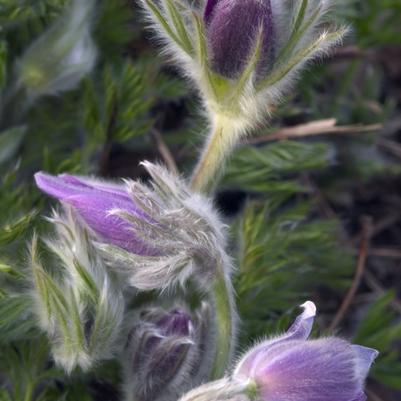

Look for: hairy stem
[190,118,234,193]
[191,116,240,378]
[210,265,236,380]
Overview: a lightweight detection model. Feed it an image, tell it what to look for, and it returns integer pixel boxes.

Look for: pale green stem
[190,118,238,378]
[210,269,236,380]
[191,115,240,193]
[23,380,34,401]
[191,123,225,193]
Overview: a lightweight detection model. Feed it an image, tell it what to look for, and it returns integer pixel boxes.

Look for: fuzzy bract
[34,162,230,291]
[178,377,251,401]
[30,208,124,373]
[233,301,378,401]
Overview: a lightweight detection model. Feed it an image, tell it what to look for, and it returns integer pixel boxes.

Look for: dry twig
[329,217,373,331]
[150,128,179,174]
[247,119,382,145]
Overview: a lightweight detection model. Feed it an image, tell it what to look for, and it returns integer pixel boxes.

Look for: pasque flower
[204,0,274,79]
[141,0,347,120]
[179,301,378,401]
[123,304,215,401]
[140,0,348,191]
[233,301,378,401]
[34,162,231,291]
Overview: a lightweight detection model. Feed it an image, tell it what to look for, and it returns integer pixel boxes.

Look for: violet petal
[206,0,274,78]
[204,0,220,24]
[66,194,153,255]
[234,301,316,375]
[352,345,379,383]
[256,338,364,401]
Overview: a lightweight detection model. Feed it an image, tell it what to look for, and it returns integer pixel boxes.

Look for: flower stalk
[210,268,236,379]
[191,119,228,193]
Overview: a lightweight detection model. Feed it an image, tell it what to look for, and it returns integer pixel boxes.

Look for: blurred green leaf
[0,126,26,165]
[0,210,37,246]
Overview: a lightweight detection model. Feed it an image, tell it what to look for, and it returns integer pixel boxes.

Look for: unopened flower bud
[30,208,124,373]
[233,301,378,401]
[34,162,231,291]
[123,304,213,401]
[141,0,348,135]
[34,171,155,255]
[205,0,274,79]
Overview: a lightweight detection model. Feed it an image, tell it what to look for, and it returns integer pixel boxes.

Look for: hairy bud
[141,0,348,134]
[205,0,274,79]
[34,162,231,291]
[122,304,215,401]
[29,208,124,373]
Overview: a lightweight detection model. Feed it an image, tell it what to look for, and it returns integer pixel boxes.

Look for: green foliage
[225,141,331,195]
[0,0,68,27]
[83,62,153,145]
[0,126,26,165]
[338,0,401,47]
[0,338,58,401]
[354,292,401,390]
[235,201,353,342]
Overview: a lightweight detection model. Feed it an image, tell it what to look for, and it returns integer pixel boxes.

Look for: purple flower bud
[234,302,378,401]
[204,0,274,79]
[35,163,229,292]
[34,172,155,255]
[155,309,193,337]
[124,307,197,401]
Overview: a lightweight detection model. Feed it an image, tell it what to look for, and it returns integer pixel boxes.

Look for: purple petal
[157,309,193,337]
[351,393,367,401]
[35,172,132,203]
[35,172,157,255]
[286,301,316,340]
[206,0,274,78]
[352,345,379,383]
[204,0,219,24]
[59,174,130,198]
[66,194,154,255]
[35,171,89,200]
[255,338,363,401]
[234,301,316,375]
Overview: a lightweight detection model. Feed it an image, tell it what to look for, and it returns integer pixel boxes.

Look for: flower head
[123,304,215,401]
[233,301,378,401]
[140,0,347,131]
[205,0,274,79]
[34,162,230,291]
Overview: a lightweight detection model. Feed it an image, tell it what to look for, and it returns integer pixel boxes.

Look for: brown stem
[329,217,373,331]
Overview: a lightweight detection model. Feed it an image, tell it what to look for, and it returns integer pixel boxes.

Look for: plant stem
[210,266,236,380]
[191,120,229,193]
[23,381,34,401]
[190,117,238,378]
